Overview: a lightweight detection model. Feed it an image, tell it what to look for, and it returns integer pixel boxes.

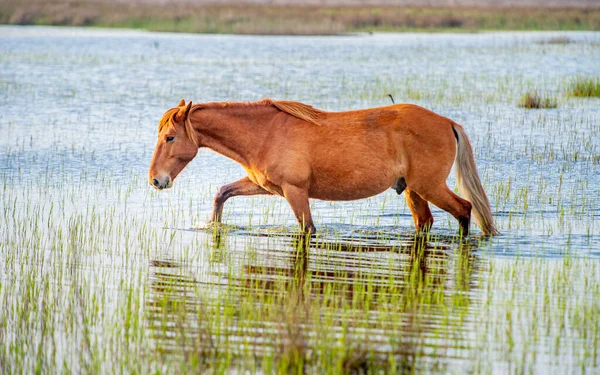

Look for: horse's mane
[158,107,179,132]
[157,99,324,144]
[191,99,324,126]
[270,100,323,125]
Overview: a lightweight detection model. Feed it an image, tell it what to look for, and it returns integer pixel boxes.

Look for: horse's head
[149,99,198,190]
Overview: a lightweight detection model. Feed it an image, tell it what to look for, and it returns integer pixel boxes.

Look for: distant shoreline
[2,1,599,35]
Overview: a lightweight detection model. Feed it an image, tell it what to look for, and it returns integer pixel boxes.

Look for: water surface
[1,26,599,374]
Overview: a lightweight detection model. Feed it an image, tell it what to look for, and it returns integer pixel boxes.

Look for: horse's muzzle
[150,175,171,190]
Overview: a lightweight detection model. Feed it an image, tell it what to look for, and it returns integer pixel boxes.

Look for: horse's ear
[177,99,186,107]
[175,101,193,122]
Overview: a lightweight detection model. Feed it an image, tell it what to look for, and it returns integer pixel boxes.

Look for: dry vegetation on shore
[1,0,600,34]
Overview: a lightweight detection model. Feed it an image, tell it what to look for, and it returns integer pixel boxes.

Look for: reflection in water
[145,229,485,372]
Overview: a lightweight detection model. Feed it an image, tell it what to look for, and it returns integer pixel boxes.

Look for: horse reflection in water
[145,232,483,372]
[148,99,498,236]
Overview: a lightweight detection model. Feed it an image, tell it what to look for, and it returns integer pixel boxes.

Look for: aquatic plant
[518,91,558,109]
[567,77,600,97]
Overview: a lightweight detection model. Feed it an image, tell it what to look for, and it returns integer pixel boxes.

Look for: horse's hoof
[193,220,221,230]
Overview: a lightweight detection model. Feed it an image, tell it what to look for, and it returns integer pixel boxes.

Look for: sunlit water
[1,26,599,373]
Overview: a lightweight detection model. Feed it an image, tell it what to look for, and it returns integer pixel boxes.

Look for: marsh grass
[567,77,600,97]
[536,36,574,44]
[2,140,600,373]
[2,1,600,34]
[518,91,558,109]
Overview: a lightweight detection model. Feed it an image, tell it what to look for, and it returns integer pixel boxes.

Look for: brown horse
[149,99,498,236]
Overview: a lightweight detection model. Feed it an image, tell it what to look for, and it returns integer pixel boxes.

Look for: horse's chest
[245,169,283,196]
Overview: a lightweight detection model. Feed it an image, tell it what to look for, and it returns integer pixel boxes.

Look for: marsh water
[1,26,599,373]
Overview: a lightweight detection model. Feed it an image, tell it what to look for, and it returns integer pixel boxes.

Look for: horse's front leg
[210,176,271,224]
[281,183,316,235]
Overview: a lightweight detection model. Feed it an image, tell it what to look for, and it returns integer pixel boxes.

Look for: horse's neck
[191,104,275,168]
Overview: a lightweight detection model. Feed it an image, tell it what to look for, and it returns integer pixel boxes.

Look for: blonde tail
[453,124,498,236]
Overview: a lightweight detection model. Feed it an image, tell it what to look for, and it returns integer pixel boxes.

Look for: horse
[149,98,498,236]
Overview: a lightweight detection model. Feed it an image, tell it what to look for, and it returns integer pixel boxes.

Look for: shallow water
[1,26,599,373]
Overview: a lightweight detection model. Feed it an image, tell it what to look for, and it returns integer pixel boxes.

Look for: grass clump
[567,77,600,97]
[536,36,573,44]
[518,91,557,109]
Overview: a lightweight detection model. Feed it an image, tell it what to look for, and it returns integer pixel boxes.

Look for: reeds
[518,91,558,109]
[567,77,600,97]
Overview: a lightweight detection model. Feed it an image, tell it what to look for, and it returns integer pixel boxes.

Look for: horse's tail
[452,124,498,236]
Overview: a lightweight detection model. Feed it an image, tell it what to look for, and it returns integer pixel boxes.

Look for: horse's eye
[166,136,175,143]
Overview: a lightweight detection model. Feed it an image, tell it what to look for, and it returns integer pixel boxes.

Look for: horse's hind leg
[418,184,472,236]
[404,189,434,232]
[210,176,271,223]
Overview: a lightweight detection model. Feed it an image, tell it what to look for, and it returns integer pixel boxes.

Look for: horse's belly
[308,169,397,201]
[309,188,389,201]
[306,145,403,200]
